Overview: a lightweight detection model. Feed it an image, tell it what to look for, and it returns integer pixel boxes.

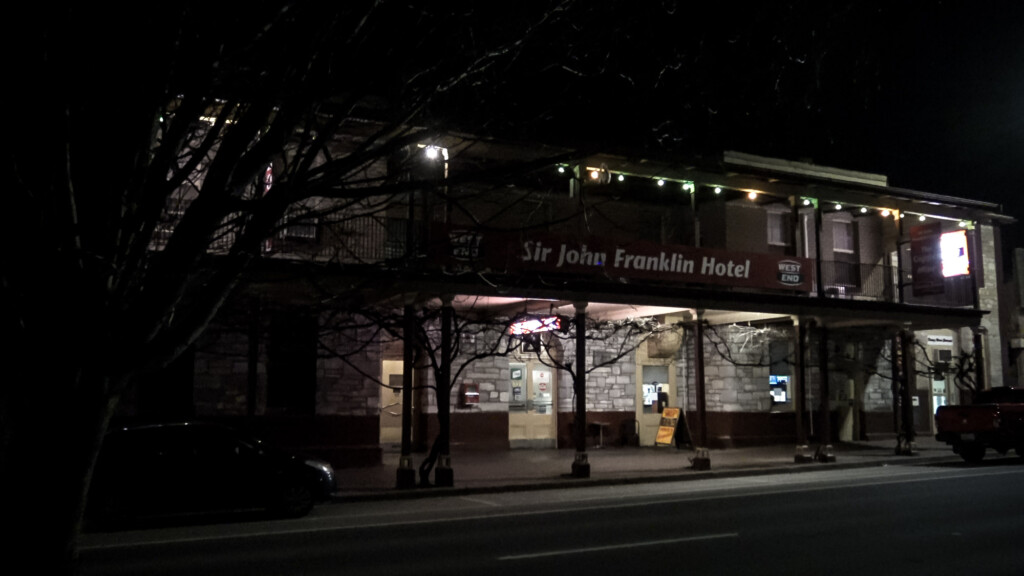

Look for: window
[833,219,855,253]
[767,211,791,246]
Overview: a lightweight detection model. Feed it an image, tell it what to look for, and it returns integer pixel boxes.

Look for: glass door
[509,360,557,448]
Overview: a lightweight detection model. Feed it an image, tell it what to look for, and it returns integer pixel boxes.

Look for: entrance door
[508,361,557,448]
[929,347,954,434]
[380,360,404,445]
[637,364,672,445]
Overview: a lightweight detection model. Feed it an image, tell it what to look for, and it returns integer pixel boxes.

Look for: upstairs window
[833,219,855,253]
[767,211,791,246]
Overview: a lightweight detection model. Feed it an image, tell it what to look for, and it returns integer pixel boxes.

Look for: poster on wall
[533,370,550,392]
[510,364,525,407]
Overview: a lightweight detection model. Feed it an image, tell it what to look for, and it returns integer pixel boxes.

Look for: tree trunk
[1,364,119,575]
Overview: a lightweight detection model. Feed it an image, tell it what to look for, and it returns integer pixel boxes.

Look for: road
[78,458,1024,575]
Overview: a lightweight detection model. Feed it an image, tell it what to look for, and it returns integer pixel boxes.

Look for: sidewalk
[331,436,960,502]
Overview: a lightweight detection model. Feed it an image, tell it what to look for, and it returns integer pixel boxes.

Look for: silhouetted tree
[4,3,576,572]
[5,2,890,571]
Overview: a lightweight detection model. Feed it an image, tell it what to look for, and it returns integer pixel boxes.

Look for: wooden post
[435,295,455,487]
[794,317,812,462]
[691,313,711,470]
[816,324,835,462]
[397,302,417,489]
[571,302,590,478]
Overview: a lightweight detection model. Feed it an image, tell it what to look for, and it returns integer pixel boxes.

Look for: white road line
[458,495,502,507]
[498,533,739,561]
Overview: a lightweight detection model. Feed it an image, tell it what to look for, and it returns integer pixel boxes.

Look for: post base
[396,456,417,489]
[690,447,711,470]
[435,455,454,487]
[895,438,916,456]
[814,444,836,463]
[571,451,591,478]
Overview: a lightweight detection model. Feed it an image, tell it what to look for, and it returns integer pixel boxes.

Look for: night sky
[458,2,1024,256]
[630,2,1024,254]
[850,2,1024,249]
[28,3,1024,251]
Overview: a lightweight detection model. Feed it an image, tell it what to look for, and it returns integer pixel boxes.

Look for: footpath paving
[331,436,961,502]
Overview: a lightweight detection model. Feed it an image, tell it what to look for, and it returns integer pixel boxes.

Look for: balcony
[817,260,975,308]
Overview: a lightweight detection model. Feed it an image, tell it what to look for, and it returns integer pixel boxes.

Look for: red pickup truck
[935,387,1024,463]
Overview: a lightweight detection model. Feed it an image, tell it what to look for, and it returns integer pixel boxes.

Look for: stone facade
[317,324,382,416]
[977,224,1004,388]
[677,324,793,413]
[194,324,258,416]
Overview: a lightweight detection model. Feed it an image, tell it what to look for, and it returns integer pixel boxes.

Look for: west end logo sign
[442,229,812,292]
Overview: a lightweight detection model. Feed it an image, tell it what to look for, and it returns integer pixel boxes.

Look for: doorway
[637,364,674,445]
[380,360,404,445]
[508,360,557,448]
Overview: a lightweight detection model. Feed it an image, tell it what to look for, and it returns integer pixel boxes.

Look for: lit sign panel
[508,315,564,335]
[437,227,815,293]
[777,260,804,286]
[940,230,969,277]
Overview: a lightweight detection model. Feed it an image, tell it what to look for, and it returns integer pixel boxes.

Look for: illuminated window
[941,230,970,277]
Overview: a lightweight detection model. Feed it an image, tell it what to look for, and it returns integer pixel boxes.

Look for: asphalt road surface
[79,458,1024,575]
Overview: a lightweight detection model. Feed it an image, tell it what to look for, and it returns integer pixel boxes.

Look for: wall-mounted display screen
[769,375,789,403]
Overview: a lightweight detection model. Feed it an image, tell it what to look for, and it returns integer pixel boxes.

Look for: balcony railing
[816,260,975,308]
[817,260,895,303]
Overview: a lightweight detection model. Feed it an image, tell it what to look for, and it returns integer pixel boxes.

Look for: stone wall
[678,324,788,412]
[194,324,256,416]
[316,323,382,416]
[440,334,642,414]
[978,224,1005,388]
[193,311,385,417]
[451,353,509,413]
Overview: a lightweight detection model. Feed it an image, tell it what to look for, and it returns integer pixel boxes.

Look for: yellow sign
[656,407,681,446]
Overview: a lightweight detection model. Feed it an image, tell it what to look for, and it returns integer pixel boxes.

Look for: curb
[329,452,960,504]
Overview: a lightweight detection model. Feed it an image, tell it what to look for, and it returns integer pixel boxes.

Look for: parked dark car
[87,422,336,528]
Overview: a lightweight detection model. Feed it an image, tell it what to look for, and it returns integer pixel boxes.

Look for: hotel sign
[439,229,813,292]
